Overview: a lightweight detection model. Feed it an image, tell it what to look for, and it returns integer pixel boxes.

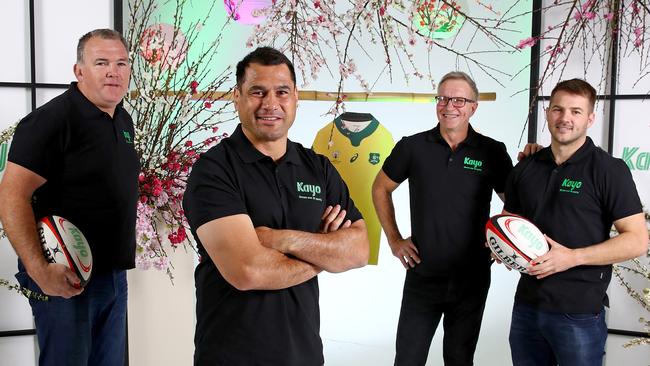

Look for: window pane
[0,1,30,82]
[35,88,68,108]
[0,87,30,128]
[611,99,650,201]
[0,337,37,366]
[34,0,113,84]
[538,0,611,96]
[617,49,650,95]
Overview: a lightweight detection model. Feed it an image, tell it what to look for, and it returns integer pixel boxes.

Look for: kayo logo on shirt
[560,178,582,194]
[296,181,323,202]
[122,131,132,144]
[463,156,483,171]
[622,147,650,171]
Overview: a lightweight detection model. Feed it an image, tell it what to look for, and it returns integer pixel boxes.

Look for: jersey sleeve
[491,141,514,194]
[8,109,65,180]
[183,150,247,230]
[311,123,332,155]
[602,159,643,221]
[381,137,411,183]
[322,156,363,223]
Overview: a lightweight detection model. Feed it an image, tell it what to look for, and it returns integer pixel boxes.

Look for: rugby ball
[37,216,93,286]
[485,214,548,273]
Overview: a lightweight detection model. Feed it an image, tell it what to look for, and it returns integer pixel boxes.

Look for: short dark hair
[236,47,296,88]
[550,78,597,111]
[77,29,128,63]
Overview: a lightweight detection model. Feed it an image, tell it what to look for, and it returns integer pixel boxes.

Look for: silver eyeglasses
[435,96,477,107]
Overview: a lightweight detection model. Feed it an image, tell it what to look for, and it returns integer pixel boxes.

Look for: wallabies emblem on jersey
[368,152,380,165]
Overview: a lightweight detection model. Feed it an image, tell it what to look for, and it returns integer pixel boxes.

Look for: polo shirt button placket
[274,166,283,191]
[538,167,560,217]
[274,166,290,224]
[447,145,454,166]
[550,168,559,188]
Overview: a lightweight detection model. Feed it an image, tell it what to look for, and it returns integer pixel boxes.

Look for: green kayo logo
[517,224,545,250]
[622,147,650,171]
[122,131,132,144]
[0,142,7,173]
[296,181,323,202]
[560,178,582,194]
[463,156,483,171]
[69,227,89,257]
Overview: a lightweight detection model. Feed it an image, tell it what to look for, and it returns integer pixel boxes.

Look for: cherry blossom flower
[123,0,237,280]
[516,37,538,49]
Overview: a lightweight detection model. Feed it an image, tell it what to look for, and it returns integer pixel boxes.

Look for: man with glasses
[373,71,513,365]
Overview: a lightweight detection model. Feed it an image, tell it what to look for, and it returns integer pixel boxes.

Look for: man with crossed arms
[183,47,369,365]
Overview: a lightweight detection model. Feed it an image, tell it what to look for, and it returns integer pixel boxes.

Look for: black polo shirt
[505,137,642,313]
[183,124,361,366]
[382,124,513,276]
[8,82,139,273]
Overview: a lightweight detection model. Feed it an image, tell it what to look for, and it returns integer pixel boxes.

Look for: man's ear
[73,64,83,81]
[469,101,478,116]
[587,111,595,128]
[232,87,240,111]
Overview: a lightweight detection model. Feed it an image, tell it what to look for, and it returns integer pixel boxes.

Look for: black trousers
[394,268,491,366]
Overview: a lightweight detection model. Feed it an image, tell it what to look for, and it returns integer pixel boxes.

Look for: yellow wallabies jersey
[312,114,394,264]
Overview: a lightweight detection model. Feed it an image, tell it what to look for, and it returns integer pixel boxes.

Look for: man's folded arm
[256,219,370,273]
[196,214,322,291]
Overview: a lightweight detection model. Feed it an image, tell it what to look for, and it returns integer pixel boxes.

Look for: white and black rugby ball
[38,215,93,286]
[485,214,549,273]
